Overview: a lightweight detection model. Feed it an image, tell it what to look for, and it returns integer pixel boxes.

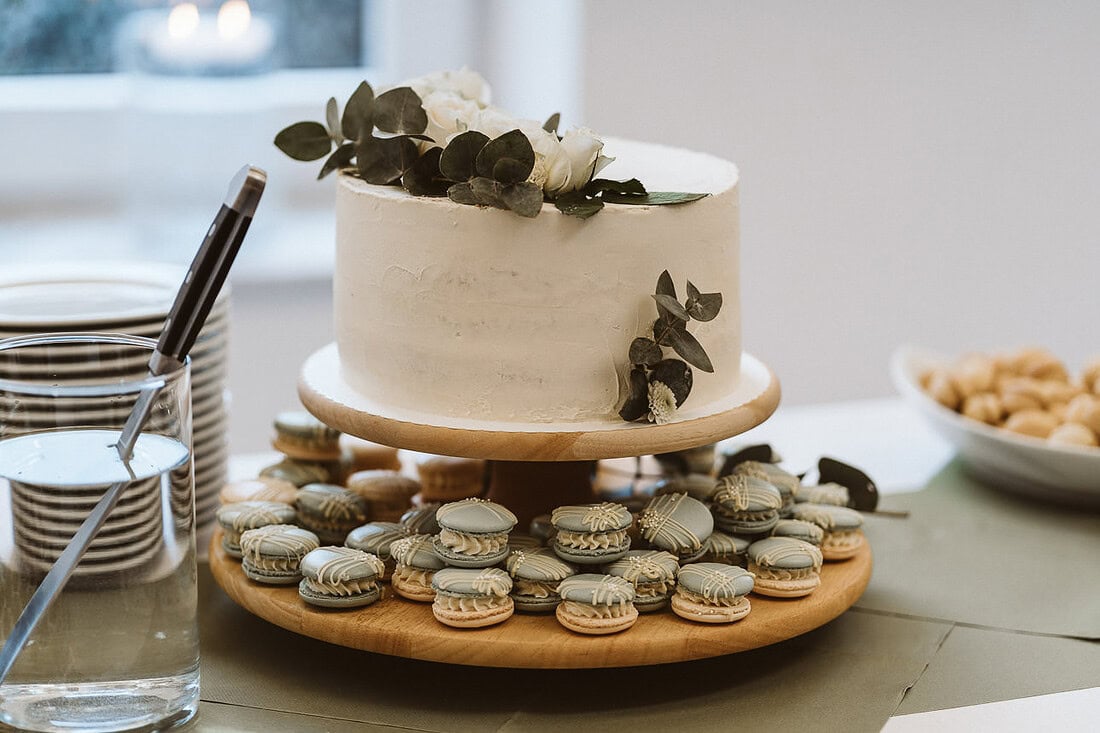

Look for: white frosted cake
[333,138,740,424]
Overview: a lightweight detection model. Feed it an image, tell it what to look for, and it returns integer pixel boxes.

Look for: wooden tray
[210,530,872,669]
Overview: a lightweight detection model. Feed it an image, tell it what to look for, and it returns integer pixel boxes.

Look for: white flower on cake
[404,68,491,106]
[647,381,678,425]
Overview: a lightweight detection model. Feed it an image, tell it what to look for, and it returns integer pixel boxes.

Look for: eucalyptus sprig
[620,271,723,423]
[554,178,708,220]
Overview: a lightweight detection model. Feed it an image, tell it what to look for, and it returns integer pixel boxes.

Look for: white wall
[579,1,1100,405]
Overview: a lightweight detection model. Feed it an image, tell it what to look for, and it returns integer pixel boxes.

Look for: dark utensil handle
[154,165,266,372]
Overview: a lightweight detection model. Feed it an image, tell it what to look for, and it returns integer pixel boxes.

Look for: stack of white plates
[0,262,230,531]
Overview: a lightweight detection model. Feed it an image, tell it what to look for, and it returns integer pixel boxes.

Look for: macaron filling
[675,588,749,608]
[393,566,435,586]
[513,579,559,598]
[438,528,508,555]
[748,564,818,582]
[554,528,628,550]
[822,529,864,552]
[302,576,379,597]
[635,578,675,599]
[560,600,633,619]
[434,591,510,612]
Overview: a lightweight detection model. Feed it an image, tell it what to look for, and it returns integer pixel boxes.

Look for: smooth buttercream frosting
[333,138,741,423]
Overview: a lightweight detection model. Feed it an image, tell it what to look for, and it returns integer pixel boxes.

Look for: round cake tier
[299,344,779,461]
[334,138,741,424]
[210,531,871,669]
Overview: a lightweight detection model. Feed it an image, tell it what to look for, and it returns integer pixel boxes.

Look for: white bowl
[890,345,1100,506]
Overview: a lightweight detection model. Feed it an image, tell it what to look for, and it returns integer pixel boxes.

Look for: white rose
[406,68,491,105]
[469,106,523,139]
[421,90,481,146]
[556,127,605,193]
[518,123,572,195]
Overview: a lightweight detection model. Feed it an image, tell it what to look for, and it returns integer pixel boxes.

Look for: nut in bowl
[891,345,1100,506]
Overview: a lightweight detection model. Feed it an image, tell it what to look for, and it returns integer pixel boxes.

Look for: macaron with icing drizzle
[260,458,335,488]
[711,474,783,535]
[294,483,369,544]
[505,547,577,613]
[298,546,385,608]
[216,501,298,558]
[555,574,638,635]
[771,518,825,547]
[390,534,446,602]
[790,503,865,560]
[652,473,721,503]
[400,502,442,536]
[733,460,800,516]
[701,530,751,566]
[795,482,850,507]
[271,411,342,461]
[638,492,714,563]
[747,537,823,598]
[240,524,319,585]
[431,567,514,628]
[433,498,517,568]
[551,502,632,565]
[345,521,405,580]
[672,562,754,623]
[218,476,297,506]
[604,550,680,612]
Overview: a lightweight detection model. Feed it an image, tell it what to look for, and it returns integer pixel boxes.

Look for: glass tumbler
[0,334,198,732]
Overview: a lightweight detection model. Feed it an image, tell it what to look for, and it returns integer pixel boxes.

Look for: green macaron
[551,502,632,565]
[746,536,823,598]
[702,530,751,566]
[433,498,517,568]
[556,574,638,635]
[240,524,320,585]
[506,548,577,613]
[217,501,298,558]
[345,521,405,578]
[790,503,865,560]
[603,550,680,612]
[298,546,385,608]
[795,482,850,506]
[431,567,515,628]
[711,474,783,535]
[390,534,446,602]
[672,562,755,623]
[771,518,825,546]
[652,473,721,503]
[294,483,369,544]
[400,502,441,535]
[638,492,714,563]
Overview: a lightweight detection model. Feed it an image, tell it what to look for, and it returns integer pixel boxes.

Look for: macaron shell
[298,579,382,608]
[436,498,517,534]
[432,596,514,628]
[391,570,437,602]
[671,592,751,623]
[551,536,631,565]
[510,593,562,614]
[749,573,820,598]
[432,537,510,568]
[555,602,638,635]
[550,502,632,533]
[242,558,303,585]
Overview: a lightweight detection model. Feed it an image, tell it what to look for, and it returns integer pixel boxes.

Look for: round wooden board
[298,344,781,461]
[210,531,872,669]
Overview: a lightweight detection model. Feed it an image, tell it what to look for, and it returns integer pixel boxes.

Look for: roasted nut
[1083,357,1100,394]
[960,393,1003,425]
[1010,347,1070,382]
[1038,379,1083,407]
[1064,394,1100,435]
[1002,409,1060,439]
[951,355,997,397]
[1048,422,1100,448]
[1000,390,1043,414]
[998,377,1045,404]
[925,369,961,410]
[1047,402,1068,421]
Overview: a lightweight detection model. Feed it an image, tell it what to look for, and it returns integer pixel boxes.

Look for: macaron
[240,524,319,585]
[298,546,386,608]
[529,514,556,545]
[796,482,850,507]
[295,483,369,544]
[390,534,446,602]
[346,470,420,523]
[505,548,577,613]
[734,460,800,515]
[431,567,514,628]
[790,503,865,560]
[340,435,401,473]
[555,574,638,635]
[433,498,517,568]
[604,550,679,613]
[259,458,335,488]
[400,502,442,535]
[507,533,542,553]
[638,492,714,563]
[218,476,297,506]
[216,501,297,558]
[747,537,823,598]
[654,443,717,476]
[771,518,825,547]
[672,562,754,623]
[701,530,751,566]
[417,456,486,502]
[711,474,783,535]
[344,521,406,580]
[551,502,632,565]
[652,473,720,503]
[272,411,342,461]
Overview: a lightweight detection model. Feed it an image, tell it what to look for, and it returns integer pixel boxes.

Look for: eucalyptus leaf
[373,87,428,135]
[440,130,490,182]
[341,81,374,141]
[447,182,480,206]
[687,292,722,322]
[628,337,663,366]
[325,97,343,143]
[603,191,709,206]
[553,192,604,219]
[652,293,690,322]
[666,328,713,372]
[686,281,701,301]
[274,121,332,161]
[618,367,651,422]
[542,112,561,135]
[490,158,530,185]
[649,359,693,405]
[356,135,419,185]
[584,178,646,197]
[501,182,543,218]
[476,130,534,181]
[401,147,448,196]
[469,176,506,207]
[317,142,355,180]
[652,314,687,347]
[656,270,676,299]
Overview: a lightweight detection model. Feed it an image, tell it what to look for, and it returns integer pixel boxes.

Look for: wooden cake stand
[208,346,874,668]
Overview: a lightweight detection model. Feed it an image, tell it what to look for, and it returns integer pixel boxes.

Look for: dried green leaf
[584,178,646,197]
[447,182,480,206]
[656,270,676,299]
[649,359,693,405]
[373,87,428,135]
[687,292,722,322]
[356,135,419,185]
[274,121,332,161]
[686,281,701,301]
[325,97,343,143]
[501,182,544,218]
[554,192,604,220]
[542,112,561,134]
[652,293,690,322]
[401,147,448,196]
[666,328,713,372]
[440,130,490,182]
[652,314,687,347]
[619,367,651,422]
[469,176,506,207]
[341,81,374,141]
[317,142,355,180]
[603,191,709,206]
[491,158,532,185]
[476,130,535,181]
[628,337,663,366]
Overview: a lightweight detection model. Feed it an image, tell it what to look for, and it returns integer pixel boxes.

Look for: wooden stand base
[487,460,596,528]
[209,530,873,669]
